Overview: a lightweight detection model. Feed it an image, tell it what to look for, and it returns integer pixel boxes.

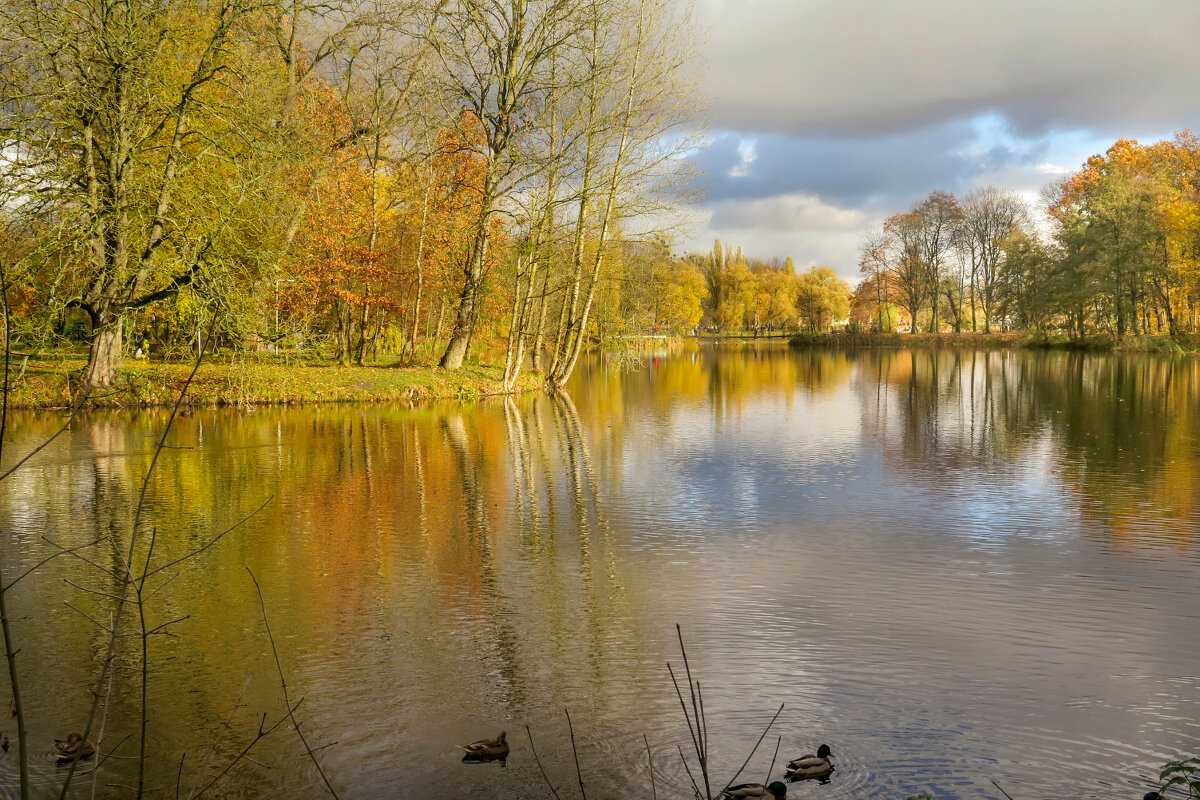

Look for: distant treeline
[685,241,853,335]
[853,133,1200,340]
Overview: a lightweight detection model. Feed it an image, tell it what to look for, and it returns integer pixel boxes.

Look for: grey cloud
[699,0,1200,138]
[692,119,1050,208]
[679,0,1200,275]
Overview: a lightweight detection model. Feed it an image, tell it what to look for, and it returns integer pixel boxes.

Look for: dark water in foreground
[2,344,1199,799]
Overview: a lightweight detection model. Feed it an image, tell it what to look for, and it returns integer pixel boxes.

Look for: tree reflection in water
[1,345,1199,799]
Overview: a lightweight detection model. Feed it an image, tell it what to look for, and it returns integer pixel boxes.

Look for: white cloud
[728,139,758,177]
[710,193,865,233]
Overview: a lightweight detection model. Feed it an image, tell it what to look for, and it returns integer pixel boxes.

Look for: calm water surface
[2,344,1199,799]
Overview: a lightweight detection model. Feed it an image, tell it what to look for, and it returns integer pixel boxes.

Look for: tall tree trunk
[355,294,370,366]
[406,169,433,361]
[503,255,538,390]
[440,174,496,370]
[336,299,351,364]
[969,262,978,332]
[433,295,446,353]
[530,266,553,372]
[548,280,571,377]
[83,312,123,388]
[551,0,648,387]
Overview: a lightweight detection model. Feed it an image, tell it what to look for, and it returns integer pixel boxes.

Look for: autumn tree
[795,266,850,333]
[850,275,899,331]
[330,17,434,363]
[1050,134,1200,335]
[425,0,588,370]
[958,186,1027,332]
[857,227,894,331]
[912,191,962,332]
[857,133,1200,339]
[883,212,927,333]
[698,240,754,331]
[538,0,701,386]
[994,230,1058,332]
[0,0,298,386]
[655,258,707,331]
[751,262,800,331]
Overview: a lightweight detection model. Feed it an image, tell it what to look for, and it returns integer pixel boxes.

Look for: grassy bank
[2,352,544,409]
[788,331,1200,353]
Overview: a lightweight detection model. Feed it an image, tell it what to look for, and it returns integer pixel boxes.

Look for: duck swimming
[785,743,833,780]
[457,730,509,761]
[55,733,96,764]
[720,781,787,799]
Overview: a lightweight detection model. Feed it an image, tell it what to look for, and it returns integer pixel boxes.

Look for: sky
[679,0,1200,282]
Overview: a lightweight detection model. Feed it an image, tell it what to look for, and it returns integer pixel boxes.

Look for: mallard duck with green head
[785,743,833,780]
[720,780,787,798]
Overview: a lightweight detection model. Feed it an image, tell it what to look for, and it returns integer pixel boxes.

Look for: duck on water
[720,780,788,798]
[55,733,96,765]
[457,731,509,762]
[785,743,833,780]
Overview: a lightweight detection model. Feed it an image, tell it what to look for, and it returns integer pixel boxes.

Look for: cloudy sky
[680,0,1200,282]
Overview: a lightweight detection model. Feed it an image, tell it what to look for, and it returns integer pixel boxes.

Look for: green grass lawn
[2,352,543,408]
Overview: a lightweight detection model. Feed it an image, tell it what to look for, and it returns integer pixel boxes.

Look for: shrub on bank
[790,331,1200,354]
[789,331,1016,349]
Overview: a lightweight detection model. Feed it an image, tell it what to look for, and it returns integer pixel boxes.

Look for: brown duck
[55,733,96,764]
[457,730,509,761]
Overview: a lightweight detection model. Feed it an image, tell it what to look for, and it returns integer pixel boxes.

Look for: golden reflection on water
[1,344,1199,799]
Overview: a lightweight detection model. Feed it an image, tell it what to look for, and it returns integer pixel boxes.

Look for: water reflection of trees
[0,393,658,795]
[857,349,1200,544]
[572,343,854,424]
[505,393,637,682]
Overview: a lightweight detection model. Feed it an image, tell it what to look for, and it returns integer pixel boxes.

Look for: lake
[2,343,1199,799]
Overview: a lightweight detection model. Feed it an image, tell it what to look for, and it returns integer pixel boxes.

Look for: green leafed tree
[795,266,850,333]
[0,0,299,386]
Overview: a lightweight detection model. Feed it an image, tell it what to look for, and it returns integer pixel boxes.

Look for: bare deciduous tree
[959,186,1028,333]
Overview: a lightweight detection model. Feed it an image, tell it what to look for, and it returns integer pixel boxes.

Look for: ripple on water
[3,348,1200,798]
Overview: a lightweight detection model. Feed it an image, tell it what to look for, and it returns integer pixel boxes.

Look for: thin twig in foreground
[91,611,119,800]
[675,624,710,799]
[525,725,562,800]
[668,663,702,773]
[189,708,296,800]
[248,568,341,799]
[644,733,657,800]
[185,675,252,800]
[175,752,187,800]
[4,539,102,592]
[718,703,785,796]
[0,387,92,483]
[678,745,703,799]
[144,497,272,580]
[61,317,216,800]
[991,779,1016,800]
[762,736,781,789]
[0,258,31,799]
[565,709,586,800]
